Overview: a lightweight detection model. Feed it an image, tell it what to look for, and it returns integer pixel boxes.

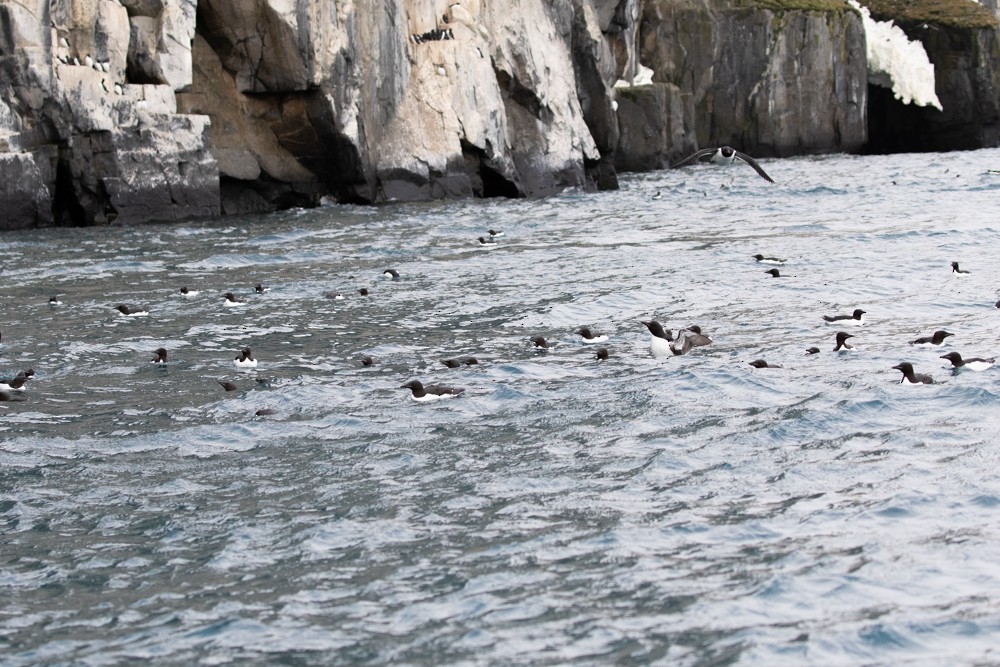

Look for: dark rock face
[866,24,1000,153]
[634,0,868,164]
[614,82,696,172]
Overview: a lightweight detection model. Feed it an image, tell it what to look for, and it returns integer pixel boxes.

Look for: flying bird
[671,146,775,183]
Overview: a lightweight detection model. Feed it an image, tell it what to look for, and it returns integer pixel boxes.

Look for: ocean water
[2,150,1000,666]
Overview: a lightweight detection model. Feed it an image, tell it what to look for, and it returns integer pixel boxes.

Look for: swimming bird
[358,288,369,296]
[383,269,399,280]
[233,347,257,369]
[0,391,11,401]
[823,309,865,326]
[488,229,504,237]
[892,362,935,385]
[596,348,609,360]
[749,359,781,368]
[951,261,970,276]
[911,330,954,347]
[678,326,712,347]
[764,268,783,278]
[179,286,199,297]
[805,347,820,355]
[218,380,238,391]
[48,295,62,305]
[115,304,148,316]
[671,146,775,183]
[641,320,673,358]
[151,348,168,364]
[477,236,497,247]
[441,357,479,368]
[940,352,995,371]
[0,375,29,392]
[255,408,278,417]
[651,191,662,200]
[255,283,269,293]
[400,379,465,401]
[324,291,344,300]
[530,335,551,349]
[753,254,785,265]
[577,327,609,344]
[223,292,244,306]
[833,332,855,351]
[361,356,376,367]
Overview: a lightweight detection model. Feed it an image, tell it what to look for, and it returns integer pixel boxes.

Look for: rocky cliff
[863,0,1000,152]
[621,0,868,171]
[0,0,998,231]
[0,0,630,230]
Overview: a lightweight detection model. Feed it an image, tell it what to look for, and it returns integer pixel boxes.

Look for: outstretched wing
[734,150,775,183]
[670,147,717,169]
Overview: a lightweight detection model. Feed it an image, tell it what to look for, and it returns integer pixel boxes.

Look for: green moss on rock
[863,0,997,30]
[736,0,850,12]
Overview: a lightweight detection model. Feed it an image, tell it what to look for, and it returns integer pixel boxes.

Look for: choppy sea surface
[3,150,1000,666]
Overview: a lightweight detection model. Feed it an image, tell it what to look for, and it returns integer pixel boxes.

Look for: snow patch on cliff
[849,0,943,110]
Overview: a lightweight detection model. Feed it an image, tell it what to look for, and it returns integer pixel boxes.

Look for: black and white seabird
[940,352,995,371]
[48,295,62,305]
[488,229,504,238]
[833,332,855,352]
[805,347,820,355]
[255,408,278,417]
[764,268,783,278]
[325,291,344,300]
[151,348,168,364]
[753,254,785,265]
[577,327,609,344]
[383,269,400,280]
[234,347,257,369]
[0,369,31,392]
[255,283,269,293]
[641,320,673,358]
[892,362,935,385]
[477,236,497,247]
[596,348,609,360]
[441,357,479,368]
[748,359,781,368]
[180,286,199,297]
[115,304,148,316]
[651,191,662,200]
[530,335,551,349]
[358,288,370,296]
[671,146,775,183]
[951,261,970,276]
[224,292,244,306]
[400,379,465,401]
[361,356,376,367]
[823,309,865,326]
[911,330,954,347]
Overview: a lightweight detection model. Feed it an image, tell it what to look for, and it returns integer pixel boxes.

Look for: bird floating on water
[400,379,465,401]
[823,309,865,326]
[940,352,995,371]
[892,362,934,385]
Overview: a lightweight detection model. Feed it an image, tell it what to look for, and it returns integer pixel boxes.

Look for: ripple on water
[3,152,1000,666]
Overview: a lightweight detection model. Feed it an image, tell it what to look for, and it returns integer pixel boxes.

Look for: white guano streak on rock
[849,0,943,110]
